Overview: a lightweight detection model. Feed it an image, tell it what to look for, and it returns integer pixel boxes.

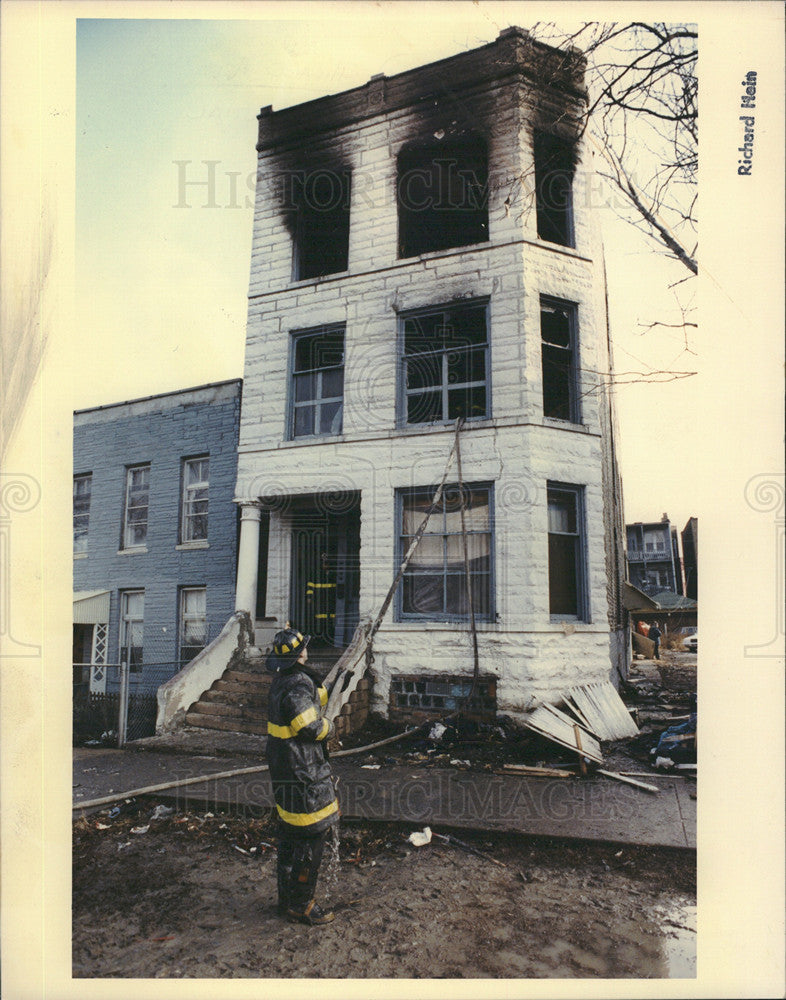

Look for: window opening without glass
[534,131,576,248]
[397,135,488,258]
[541,298,579,422]
[292,168,351,281]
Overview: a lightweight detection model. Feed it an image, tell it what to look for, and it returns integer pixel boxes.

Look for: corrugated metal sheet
[73,590,110,624]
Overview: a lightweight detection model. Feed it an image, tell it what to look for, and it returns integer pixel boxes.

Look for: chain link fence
[73,621,225,746]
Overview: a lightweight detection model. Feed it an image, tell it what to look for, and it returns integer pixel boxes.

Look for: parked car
[683,633,698,652]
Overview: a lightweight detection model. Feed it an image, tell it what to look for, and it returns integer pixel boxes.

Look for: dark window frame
[534,131,576,248]
[540,296,580,423]
[547,482,589,622]
[394,481,496,623]
[397,135,489,259]
[290,167,351,282]
[287,324,346,440]
[397,299,491,428]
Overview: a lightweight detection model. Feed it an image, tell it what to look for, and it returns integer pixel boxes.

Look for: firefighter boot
[276,864,293,917]
[276,837,295,917]
[286,899,335,926]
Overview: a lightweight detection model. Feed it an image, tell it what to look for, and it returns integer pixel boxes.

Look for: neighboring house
[626,514,684,597]
[232,27,627,720]
[623,582,697,643]
[73,380,242,696]
[681,516,698,601]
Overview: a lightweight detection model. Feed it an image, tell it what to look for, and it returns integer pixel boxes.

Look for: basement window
[289,326,345,438]
[400,300,489,426]
[292,168,351,281]
[397,135,488,258]
[396,482,494,621]
[534,132,576,247]
[541,298,579,422]
[547,483,588,620]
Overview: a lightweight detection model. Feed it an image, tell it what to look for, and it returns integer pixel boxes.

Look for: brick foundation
[389,673,497,724]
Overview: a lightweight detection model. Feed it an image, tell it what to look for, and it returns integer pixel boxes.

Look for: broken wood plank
[573,724,588,776]
[522,704,603,764]
[500,764,573,778]
[565,680,639,741]
[562,695,594,733]
[598,769,660,793]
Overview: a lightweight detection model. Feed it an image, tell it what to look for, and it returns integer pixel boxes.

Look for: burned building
[232,28,627,720]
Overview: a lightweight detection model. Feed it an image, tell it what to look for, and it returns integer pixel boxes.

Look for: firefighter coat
[266,665,339,834]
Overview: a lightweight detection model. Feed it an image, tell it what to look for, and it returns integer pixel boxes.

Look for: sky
[76,12,700,530]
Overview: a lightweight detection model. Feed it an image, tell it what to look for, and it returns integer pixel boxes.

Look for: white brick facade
[235,29,627,719]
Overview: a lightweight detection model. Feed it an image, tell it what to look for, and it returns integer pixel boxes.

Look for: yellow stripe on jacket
[276,798,339,827]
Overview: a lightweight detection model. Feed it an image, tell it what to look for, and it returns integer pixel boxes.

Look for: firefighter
[265,627,339,925]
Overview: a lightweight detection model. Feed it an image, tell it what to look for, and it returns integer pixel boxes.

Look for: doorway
[289,497,360,655]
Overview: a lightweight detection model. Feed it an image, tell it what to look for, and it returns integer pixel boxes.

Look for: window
[534,131,575,247]
[290,326,345,438]
[181,457,209,542]
[122,464,150,549]
[397,483,493,621]
[401,301,489,426]
[179,587,207,666]
[397,135,488,258]
[644,529,666,553]
[547,484,587,619]
[541,298,579,422]
[73,474,92,554]
[291,167,351,281]
[119,590,144,673]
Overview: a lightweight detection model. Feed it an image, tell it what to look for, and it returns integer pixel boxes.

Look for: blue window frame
[547,482,589,621]
[288,325,345,439]
[396,482,494,621]
[399,299,490,427]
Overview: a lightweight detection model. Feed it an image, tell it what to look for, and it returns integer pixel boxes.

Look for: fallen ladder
[323,420,466,723]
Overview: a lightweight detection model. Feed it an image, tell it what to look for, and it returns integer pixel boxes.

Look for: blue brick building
[73,380,241,696]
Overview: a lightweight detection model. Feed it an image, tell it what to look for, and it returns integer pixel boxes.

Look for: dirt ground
[73,806,695,980]
[73,651,697,979]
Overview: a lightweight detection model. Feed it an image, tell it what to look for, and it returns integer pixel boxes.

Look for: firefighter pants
[277,823,333,911]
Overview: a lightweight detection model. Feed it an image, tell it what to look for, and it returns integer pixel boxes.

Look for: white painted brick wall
[237,41,622,717]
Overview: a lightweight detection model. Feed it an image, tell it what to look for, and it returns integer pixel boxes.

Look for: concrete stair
[185,661,272,736]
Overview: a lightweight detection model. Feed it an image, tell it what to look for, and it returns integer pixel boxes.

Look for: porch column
[235,499,262,617]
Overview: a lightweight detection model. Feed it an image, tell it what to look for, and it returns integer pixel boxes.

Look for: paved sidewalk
[73,747,695,850]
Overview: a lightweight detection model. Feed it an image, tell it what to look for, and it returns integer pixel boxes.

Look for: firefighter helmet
[265,628,311,673]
